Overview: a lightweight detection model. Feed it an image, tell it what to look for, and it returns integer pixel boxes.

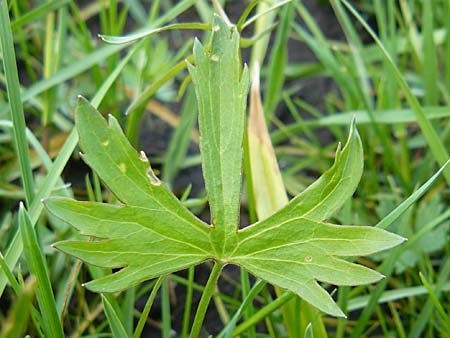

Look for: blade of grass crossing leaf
[0,0,35,206]
[342,0,450,185]
[102,294,130,338]
[100,23,210,44]
[133,277,164,338]
[18,205,64,337]
[419,272,450,332]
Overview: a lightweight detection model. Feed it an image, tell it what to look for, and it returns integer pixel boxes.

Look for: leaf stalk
[190,261,224,338]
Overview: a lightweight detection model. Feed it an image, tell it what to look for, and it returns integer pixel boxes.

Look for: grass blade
[409,257,450,338]
[100,23,210,44]
[0,278,35,338]
[0,0,34,206]
[419,272,450,332]
[180,267,194,338]
[10,0,70,31]
[342,0,450,185]
[349,161,450,337]
[233,291,294,336]
[19,204,64,337]
[241,0,292,30]
[217,280,265,338]
[348,283,450,312]
[162,88,198,185]
[161,277,172,338]
[249,0,278,67]
[133,277,163,338]
[263,2,294,120]
[102,294,130,338]
[0,252,20,294]
[422,1,439,105]
[376,160,450,230]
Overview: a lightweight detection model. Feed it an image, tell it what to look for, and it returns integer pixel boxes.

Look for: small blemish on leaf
[305,256,313,262]
[147,168,161,186]
[139,151,148,162]
[211,55,219,62]
[119,163,127,173]
[213,25,220,32]
[101,140,109,146]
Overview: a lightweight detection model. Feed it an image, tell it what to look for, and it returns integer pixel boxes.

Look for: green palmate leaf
[46,15,404,317]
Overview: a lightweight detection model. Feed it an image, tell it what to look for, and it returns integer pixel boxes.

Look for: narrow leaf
[0,0,34,205]
[100,23,210,44]
[187,14,249,254]
[19,204,64,337]
[248,63,288,219]
[102,295,130,338]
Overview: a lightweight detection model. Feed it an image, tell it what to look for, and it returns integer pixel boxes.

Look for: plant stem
[189,261,224,338]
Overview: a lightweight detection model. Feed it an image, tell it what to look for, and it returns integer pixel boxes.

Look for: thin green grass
[0,0,34,206]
